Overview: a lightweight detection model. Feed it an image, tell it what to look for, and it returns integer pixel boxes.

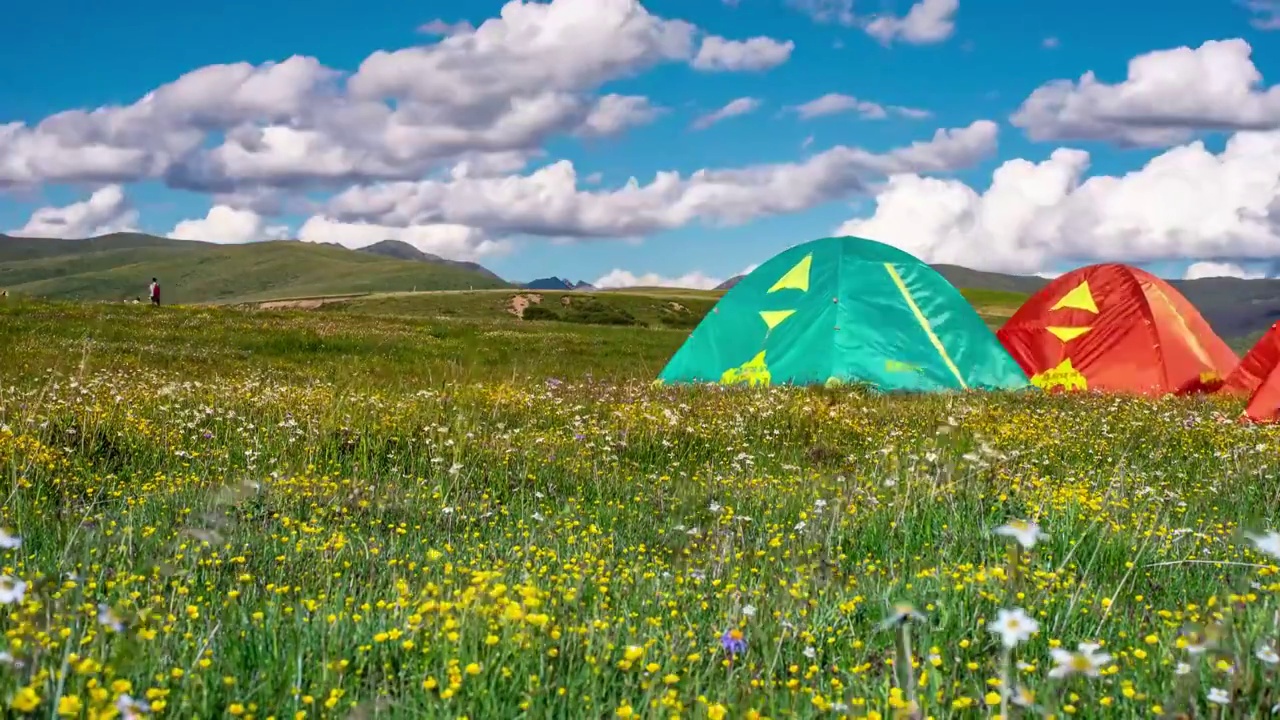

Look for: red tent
[1220,321,1280,422]
[997,264,1238,396]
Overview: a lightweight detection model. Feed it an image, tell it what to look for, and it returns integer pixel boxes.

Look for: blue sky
[1,0,1278,286]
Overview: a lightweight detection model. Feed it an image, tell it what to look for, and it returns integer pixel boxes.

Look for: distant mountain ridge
[353,239,506,282]
[523,276,597,291]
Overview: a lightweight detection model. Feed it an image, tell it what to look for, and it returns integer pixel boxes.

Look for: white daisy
[0,576,26,605]
[995,520,1047,549]
[1048,642,1111,679]
[989,607,1039,648]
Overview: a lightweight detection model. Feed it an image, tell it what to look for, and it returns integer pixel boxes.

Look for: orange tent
[996,264,1238,396]
[1220,321,1280,422]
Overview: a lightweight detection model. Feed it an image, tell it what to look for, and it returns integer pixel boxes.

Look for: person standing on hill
[149,278,160,306]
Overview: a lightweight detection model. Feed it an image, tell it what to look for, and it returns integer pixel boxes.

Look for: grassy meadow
[2,297,1280,718]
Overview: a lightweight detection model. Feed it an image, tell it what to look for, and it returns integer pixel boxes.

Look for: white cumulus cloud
[321,120,997,239]
[836,129,1280,274]
[0,0,790,192]
[789,0,957,44]
[1243,0,1280,29]
[691,35,794,71]
[296,216,510,261]
[594,268,724,289]
[169,205,291,244]
[863,0,958,45]
[577,95,665,137]
[792,93,929,120]
[691,98,761,130]
[788,0,856,24]
[1012,38,1280,146]
[9,185,138,238]
[1183,261,1266,279]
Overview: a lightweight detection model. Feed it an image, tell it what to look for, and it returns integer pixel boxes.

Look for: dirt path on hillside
[506,293,543,318]
[257,297,352,310]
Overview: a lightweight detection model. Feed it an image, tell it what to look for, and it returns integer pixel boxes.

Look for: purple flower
[720,628,746,656]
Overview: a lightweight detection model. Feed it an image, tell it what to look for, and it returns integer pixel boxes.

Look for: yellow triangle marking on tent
[1030,358,1088,391]
[1049,280,1098,313]
[720,351,771,387]
[1046,325,1092,342]
[767,254,812,293]
[882,263,967,389]
[759,309,795,330]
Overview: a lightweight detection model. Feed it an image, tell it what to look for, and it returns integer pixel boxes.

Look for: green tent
[657,236,1030,392]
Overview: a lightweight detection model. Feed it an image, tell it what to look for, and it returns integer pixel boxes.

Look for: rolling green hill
[0,233,511,303]
[236,285,1026,333]
[349,239,507,283]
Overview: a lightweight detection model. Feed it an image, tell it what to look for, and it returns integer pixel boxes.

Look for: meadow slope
[0,234,510,304]
[241,285,1028,335]
[0,300,1278,718]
